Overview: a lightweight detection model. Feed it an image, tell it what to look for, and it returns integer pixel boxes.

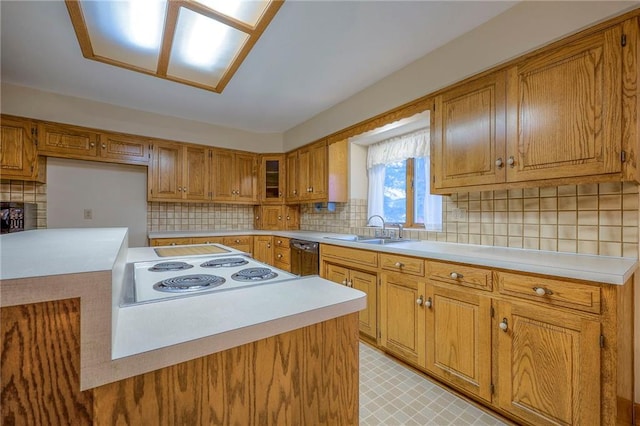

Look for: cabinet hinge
[490,384,495,395]
[621,150,627,163]
[600,335,605,349]
[622,34,627,47]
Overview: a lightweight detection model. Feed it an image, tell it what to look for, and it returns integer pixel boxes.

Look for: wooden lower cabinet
[379,271,426,368]
[323,263,377,340]
[253,235,273,264]
[425,283,492,403]
[495,300,601,426]
[1,299,360,425]
[148,236,253,255]
[149,237,192,246]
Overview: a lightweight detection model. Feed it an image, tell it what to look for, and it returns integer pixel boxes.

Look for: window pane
[414,157,427,224]
[383,160,406,223]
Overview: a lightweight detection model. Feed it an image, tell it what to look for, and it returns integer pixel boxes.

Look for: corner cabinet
[148,141,210,202]
[253,205,299,230]
[431,21,631,194]
[211,149,258,204]
[0,115,45,182]
[258,154,285,204]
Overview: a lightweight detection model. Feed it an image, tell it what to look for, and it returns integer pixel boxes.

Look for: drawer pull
[416,296,424,306]
[450,272,463,279]
[533,287,553,296]
[235,239,240,243]
[277,254,283,259]
[495,157,503,168]
[342,279,348,286]
[348,280,353,288]
[425,297,432,308]
[499,318,508,332]
[395,262,404,268]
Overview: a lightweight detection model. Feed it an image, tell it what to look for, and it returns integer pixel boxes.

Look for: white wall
[1,83,284,153]
[284,1,639,149]
[46,158,148,247]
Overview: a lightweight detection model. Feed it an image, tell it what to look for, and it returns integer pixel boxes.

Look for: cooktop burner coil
[148,261,194,272]
[153,274,225,293]
[231,267,278,282]
[200,257,250,268]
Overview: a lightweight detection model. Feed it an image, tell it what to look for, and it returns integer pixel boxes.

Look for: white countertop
[150,230,638,285]
[1,228,128,280]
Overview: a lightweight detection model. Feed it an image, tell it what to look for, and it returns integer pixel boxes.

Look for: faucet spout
[367,215,386,230]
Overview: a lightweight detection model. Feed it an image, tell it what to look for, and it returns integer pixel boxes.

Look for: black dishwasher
[290,239,319,276]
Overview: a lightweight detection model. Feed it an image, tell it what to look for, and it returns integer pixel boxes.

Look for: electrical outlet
[451,208,467,222]
[84,209,93,220]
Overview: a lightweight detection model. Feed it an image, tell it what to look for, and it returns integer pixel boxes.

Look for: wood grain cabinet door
[307,140,328,201]
[99,133,149,165]
[380,272,426,368]
[253,236,273,265]
[235,152,258,203]
[211,149,235,202]
[350,269,377,340]
[432,70,507,192]
[149,142,183,200]
[285,151,299,202]
[506,25,623,182]
[425,284,492,402]
[182,145,209,201]
[38,122,99,158]
[324,263,349,287]
[496,300,601,426]
[0,116,37,179]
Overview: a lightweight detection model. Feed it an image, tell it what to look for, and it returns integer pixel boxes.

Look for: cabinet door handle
[101,143,107,149]
[495,157,503,168]
[170,242,177,246]
[277,240,282,244]
[178,187,182,192]
[286,216,290,220]
[416,296,424,306]
[425,297,432,308]
[235,239,240,243]
[255,216,260,220]
[293,190,297,195]
[267,244,271,248]
[90,142,95,148]
[507,156,515,167]
[277,254,283,259]
[395,262,404,268]
[499,318,508,332]
[533,287,553,296]
[342,279,348,286]
[278,216,282,220]
[450,272,463,279]
[278,191,282,197]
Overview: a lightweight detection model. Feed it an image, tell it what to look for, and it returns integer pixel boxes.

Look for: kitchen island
[0,228,366,425]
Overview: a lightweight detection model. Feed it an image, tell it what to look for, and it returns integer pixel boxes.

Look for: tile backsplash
[300,182,640,258]
[0,180,47,228]
[147,202,254,232]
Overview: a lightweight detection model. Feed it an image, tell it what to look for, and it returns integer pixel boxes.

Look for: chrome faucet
[367,215,386,236]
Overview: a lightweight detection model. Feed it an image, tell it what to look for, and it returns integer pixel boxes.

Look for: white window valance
[367,128,430,169]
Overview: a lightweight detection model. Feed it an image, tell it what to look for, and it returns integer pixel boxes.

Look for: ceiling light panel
[66,0,283,92]
[167,7,249,87]
[80,0,167,71]
[194,0,270,26]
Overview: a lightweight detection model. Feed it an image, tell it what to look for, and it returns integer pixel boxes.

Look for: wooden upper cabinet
[432,71,506,193]
[259,154,285,204]
[148,141,183,200]
[38,121,149,166]
[0,115,43,182]
[288,138,348,204]
[211,149,257,204]
[496,300,601,425]
[285,151,299,202]
[38,122,100,159]
[148,142,209,201]
[99,133,149,165]
[506,24,623,182]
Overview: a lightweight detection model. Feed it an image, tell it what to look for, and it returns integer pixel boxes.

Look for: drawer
[274,247,290,264]
[428,261,492,291]
[321,245,378,268]
[274,260,291,272]
[222,236,253,247]
[497,272,601,314]
[274,237,290,248]
[380,253,424,277]
[150,238,192,246]
[191,236,223,245]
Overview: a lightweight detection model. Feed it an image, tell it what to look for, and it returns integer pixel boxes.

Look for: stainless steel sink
[324,235,413,245]
[357,238,409,245]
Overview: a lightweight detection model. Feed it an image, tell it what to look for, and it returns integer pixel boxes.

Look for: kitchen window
[367,129,442,230]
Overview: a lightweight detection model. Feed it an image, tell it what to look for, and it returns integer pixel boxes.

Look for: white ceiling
[1,1,517,134]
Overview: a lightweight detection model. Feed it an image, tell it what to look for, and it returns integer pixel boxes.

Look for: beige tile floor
[359,343,508,425]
